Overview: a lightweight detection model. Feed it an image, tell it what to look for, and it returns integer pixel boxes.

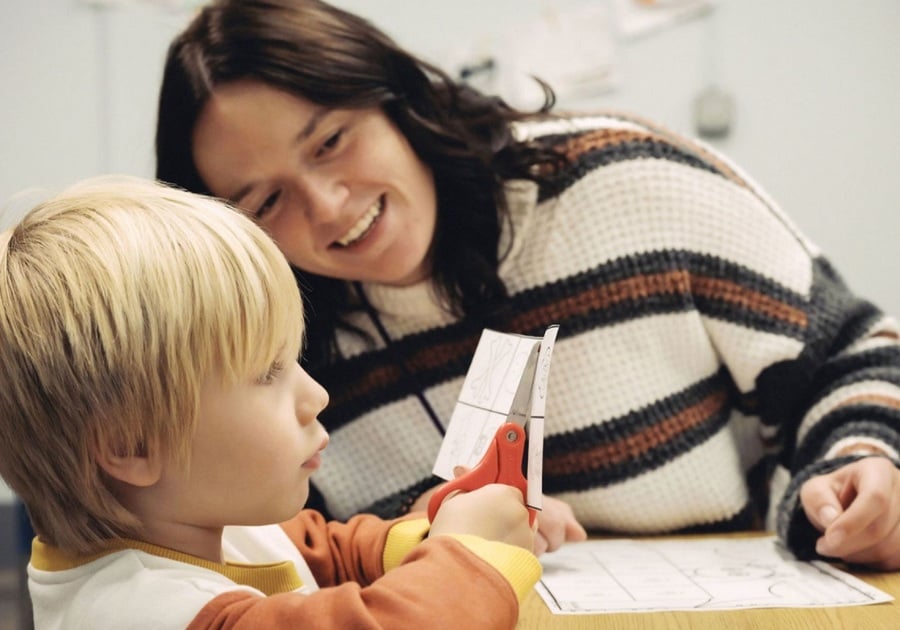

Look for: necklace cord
[352,282,446,436]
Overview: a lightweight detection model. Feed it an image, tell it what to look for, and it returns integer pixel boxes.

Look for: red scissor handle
[427,422,536,526]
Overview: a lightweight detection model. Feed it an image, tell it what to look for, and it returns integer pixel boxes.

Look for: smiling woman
[155,0,900,570]
[191,80,438,286]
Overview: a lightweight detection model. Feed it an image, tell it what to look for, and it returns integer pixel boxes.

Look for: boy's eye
[257,360,285,385]
[315,130,343,158]
[255,191,281,219]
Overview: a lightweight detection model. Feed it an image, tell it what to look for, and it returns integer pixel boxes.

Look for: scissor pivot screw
[505,430,519,442]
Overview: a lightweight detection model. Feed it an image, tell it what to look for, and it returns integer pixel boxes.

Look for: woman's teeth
[336,199,383,247]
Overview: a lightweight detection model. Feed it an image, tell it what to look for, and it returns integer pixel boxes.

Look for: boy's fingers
[452,465,470,478]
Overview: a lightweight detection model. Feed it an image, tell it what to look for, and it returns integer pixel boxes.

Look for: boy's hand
[414,484,586,555]
[800,456,900,570]
[428,483,535,551]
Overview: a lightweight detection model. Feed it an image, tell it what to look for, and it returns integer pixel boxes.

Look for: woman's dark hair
[156,0,563,368]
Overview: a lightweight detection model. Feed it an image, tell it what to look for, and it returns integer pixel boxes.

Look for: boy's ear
[95,441,163,488]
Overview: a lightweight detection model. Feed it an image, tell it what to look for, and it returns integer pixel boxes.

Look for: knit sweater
[310,113,900,558]
[28,511,539,629]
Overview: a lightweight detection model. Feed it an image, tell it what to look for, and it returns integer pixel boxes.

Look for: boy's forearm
[188,537,529,629]
[278,509,382,585]
[281,509,539,595]
[188,511,540,629]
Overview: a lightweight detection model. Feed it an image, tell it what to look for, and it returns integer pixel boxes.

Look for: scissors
[426,337,543,526]
[426,419,536,526]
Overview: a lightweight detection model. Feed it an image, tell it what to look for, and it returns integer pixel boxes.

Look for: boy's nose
[295,366,330,424]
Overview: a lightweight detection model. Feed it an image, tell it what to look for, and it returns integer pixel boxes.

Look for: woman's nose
[296,171,349,225]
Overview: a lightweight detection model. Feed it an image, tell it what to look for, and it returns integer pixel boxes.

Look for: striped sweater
[310,112,900,557]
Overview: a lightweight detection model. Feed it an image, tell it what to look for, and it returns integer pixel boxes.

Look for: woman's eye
[316,130,343,158]
[255,191,281,219]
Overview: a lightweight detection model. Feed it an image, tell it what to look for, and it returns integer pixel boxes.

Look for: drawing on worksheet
[432,326,559,509]
[536,536,893,614]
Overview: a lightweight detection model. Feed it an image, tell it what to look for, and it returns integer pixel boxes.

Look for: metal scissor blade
[505,338,541,428]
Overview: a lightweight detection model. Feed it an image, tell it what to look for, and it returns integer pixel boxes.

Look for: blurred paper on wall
[445,3,618,110]
[614,0,716,39]
[76,0,202,9]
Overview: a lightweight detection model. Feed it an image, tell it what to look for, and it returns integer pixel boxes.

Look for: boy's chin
[268,487,311,523]
[292,486,311,515]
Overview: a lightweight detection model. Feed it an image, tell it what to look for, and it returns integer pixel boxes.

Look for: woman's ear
[95,441,163,488]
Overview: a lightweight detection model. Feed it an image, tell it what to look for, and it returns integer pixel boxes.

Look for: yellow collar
[30,537,304,596]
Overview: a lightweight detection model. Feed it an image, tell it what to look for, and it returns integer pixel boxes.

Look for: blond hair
[0,176,303,554]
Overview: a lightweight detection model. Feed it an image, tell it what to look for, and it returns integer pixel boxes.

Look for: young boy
[0,176,540,629]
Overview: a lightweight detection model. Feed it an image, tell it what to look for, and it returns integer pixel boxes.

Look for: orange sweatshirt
[27,510,541,629]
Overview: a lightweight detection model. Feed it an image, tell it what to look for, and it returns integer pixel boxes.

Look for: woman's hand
[800,456,900,570]
[533,495,587,554]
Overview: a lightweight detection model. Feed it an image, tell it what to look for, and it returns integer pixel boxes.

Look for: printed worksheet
[432,326,558,510]
[537,537,893,614]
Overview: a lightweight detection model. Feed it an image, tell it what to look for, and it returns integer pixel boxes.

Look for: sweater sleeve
[186,510,541,629]
[761,258,900,557]
[645,125,900,554]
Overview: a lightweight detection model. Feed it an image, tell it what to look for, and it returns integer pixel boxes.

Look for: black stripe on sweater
[793,410,900,471]
[542,369,735,492]
[536,131,729,202]
[807,348,900,409]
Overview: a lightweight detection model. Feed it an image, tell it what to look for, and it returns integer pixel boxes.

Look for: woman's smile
[334,195,384,248]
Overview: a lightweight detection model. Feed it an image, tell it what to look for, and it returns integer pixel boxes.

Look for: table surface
[517,532,900,629]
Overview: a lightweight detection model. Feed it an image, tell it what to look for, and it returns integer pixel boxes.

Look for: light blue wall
[1,0,899,502]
